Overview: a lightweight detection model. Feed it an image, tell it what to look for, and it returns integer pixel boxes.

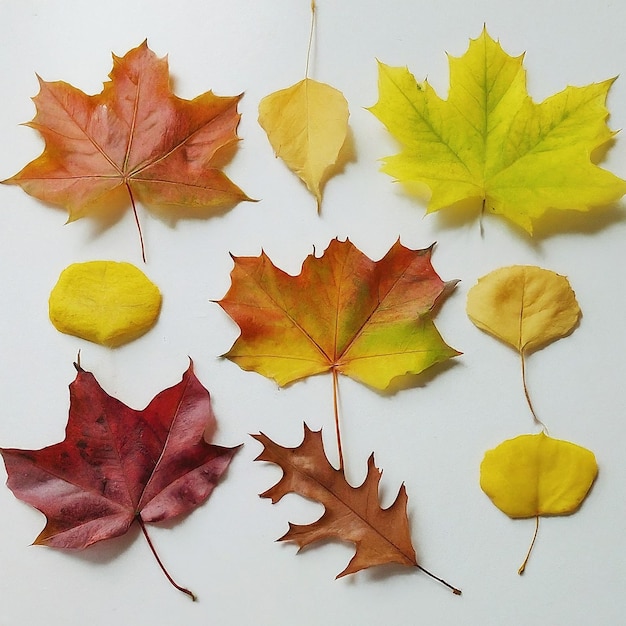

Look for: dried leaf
[48,261,162,347]
[258,78,349,209]
[219,239,461,593]
[466,265,581,355]
[368,28,626,233]
[218,238,459,390]
[4,41,251,258]
[253,425,417,577]
[466,265,581,427]
[480,433,598,519]
[1,361,240,599]
[480,432,597,573]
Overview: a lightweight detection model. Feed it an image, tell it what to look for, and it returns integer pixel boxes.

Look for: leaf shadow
[376,359,460,397]
[528,201,625,241]
[147,194,254,226]
[430,197,484,233]
[80,188,133,239]
[393,180,626,240]
[359,561,423,584]
[10,187,130,239]
[57,522,140,567]
[318,125,357,209]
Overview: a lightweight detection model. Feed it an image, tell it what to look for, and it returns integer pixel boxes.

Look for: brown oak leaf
[253,425,460,592]
[0,360,240,600]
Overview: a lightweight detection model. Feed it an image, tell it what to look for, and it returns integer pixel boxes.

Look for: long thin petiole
[305,1,316,79]
[332,367,344,470]
[520,351,548,433]
[417,563,462,595]
[137,515,197,601]
[126,182,146,263]
[479,197,485,237]
[518,515,540,575]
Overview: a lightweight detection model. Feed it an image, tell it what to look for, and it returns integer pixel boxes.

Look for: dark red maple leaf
[0,360,240,600]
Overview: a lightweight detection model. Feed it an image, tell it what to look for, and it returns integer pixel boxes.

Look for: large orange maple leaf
[218,238,459,391]
[4,41,250,258]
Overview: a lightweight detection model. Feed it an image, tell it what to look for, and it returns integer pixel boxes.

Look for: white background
[1,1,625,624]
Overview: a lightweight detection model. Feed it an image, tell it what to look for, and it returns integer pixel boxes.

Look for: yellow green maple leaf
[368,28,626,233]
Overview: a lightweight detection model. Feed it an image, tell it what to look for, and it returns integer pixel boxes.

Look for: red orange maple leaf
[218,238,459,391]
[4,41,251,259]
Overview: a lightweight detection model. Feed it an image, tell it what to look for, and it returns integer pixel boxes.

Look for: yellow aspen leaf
[466,265,581,354]
[480,432,598,573]
[480,433,598,518]
[258,78,349,210]
[368,28,626,233]
[466,265,581,427]
[49,261,161,347]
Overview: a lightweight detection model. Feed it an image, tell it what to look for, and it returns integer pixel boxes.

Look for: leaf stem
[479,197,485,237]
[332,367,344,470]
[305,1,316,79]
[520,351,548,433]
[125,182,146,263]
[416,563,462,595]
[518,515,540,575]
[136,515,197,601]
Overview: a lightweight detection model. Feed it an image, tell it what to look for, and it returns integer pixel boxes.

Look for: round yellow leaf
[49,261,162,347]
[480,432,598,518]
[466,265,581,353]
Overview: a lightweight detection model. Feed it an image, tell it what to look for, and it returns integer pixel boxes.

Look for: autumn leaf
[368,28,626,233]
[259,78,349,209]
[4,41,251,260]
[219,239,460,589]
[49,261,162,347]
[0,360,240,600]
[480,432,597,573]
[466,265,580,426]
[218,238,459,391]
[253,424,461,593]
[466,265,581,354]
[258,1,349,210]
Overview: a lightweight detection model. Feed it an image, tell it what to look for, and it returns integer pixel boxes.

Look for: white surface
[1,1,625,624]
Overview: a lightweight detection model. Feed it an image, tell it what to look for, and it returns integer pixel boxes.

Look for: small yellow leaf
[258,78,349,209]
[49,261,162,347]
[466,265,580,354]
[480,432,598,518]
